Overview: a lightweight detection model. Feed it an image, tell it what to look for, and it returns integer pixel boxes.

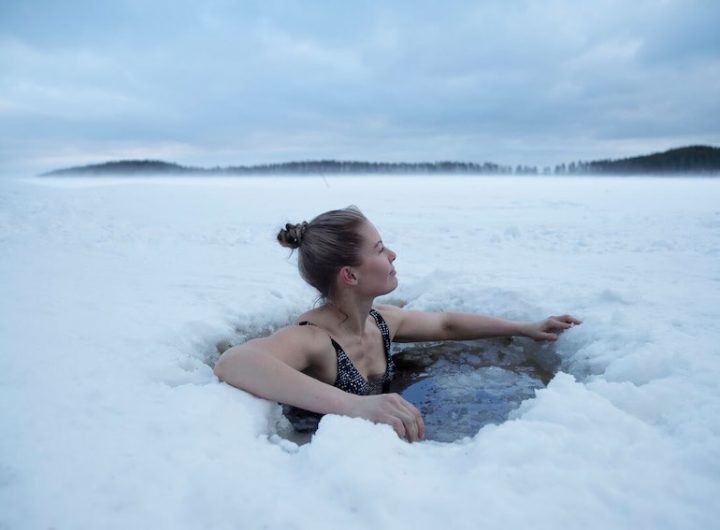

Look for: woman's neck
[325,293,374,337]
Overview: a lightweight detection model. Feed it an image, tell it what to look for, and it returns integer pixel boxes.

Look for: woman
[214,206,582,443]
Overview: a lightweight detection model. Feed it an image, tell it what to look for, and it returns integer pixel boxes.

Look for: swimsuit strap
[299,310,390,352]
[299,311,390,355]
[368,308,392,360]
[296,311,395,396]
[298,321,343,354]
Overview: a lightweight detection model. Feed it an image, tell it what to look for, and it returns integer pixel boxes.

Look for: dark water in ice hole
[386,338,558,442]
[212,331,561,444]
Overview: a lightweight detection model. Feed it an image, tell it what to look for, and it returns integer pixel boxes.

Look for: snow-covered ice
[1,174,719,529]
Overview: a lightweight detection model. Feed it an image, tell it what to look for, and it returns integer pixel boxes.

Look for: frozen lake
[1,174,719,529]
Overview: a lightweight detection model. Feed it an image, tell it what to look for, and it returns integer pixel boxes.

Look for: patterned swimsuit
[282,308,396,432]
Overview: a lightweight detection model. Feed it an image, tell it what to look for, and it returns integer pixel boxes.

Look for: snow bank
[1,174,718,529]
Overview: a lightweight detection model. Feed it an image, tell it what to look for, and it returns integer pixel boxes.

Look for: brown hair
[277,205,368,299]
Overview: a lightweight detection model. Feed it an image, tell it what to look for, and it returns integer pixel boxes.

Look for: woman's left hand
[521,314,582,342]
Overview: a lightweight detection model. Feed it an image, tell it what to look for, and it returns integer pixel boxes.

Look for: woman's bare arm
[213,326,425,441]
[214,326,354,416]
[375,304,582,342]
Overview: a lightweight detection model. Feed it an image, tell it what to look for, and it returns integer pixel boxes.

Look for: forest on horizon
[41,145,720,177]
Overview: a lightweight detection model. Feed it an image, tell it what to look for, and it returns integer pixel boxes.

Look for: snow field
[1,174,718,529]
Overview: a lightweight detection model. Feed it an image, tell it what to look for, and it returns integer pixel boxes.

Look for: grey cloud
[0,0,718,175]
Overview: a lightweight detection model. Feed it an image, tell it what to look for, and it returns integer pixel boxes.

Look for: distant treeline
[42,159,513,176]
[554,145,720,175]
[40,145,720,177]
[222,160,514,175]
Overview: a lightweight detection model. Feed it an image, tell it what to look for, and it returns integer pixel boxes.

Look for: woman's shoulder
[294,307,324,326]
[372,303,405,341]
[236,307,332,353]
[270,318,331,345]
[233,320,335,371]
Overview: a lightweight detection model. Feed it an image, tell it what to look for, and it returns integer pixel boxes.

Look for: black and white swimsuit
[282,308,396,432]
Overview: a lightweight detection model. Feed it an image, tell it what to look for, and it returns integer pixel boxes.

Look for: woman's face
[353,221,398,296]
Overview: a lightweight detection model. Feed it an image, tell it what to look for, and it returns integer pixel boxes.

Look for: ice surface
[1,174,719,529]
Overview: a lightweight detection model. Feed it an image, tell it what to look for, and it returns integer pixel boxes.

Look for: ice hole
[388,337,560,442]
[209,322,561,445]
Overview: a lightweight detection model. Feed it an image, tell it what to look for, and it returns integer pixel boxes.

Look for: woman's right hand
[345,393,425,442]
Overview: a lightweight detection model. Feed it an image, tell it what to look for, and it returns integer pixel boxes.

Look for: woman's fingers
[548,315,582,331]
[393,400,416,441]
[395,395,421,442]
[403,413,419,442]
[390,417,407,440]
[354,393,425,442]
[409,402,425,440]
[389,394,424,442]
[388,408,418,442]
[348,394,425,442]
[535,313,582,341]
[558,314,583,324]
[534,332,558,342]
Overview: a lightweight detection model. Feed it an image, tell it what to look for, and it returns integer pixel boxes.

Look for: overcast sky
[1,0,719,175]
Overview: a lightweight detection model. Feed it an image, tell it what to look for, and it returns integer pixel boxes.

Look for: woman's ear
[338,266,358,286]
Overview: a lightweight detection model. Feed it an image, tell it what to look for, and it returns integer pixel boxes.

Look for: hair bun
[277,221,308,249]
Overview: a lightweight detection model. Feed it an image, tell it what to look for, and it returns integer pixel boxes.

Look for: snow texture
[1,174,719,529]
